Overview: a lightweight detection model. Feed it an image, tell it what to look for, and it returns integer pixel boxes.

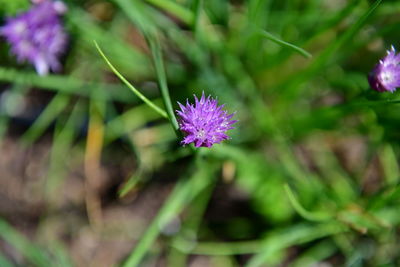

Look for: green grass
[1,0,400,266]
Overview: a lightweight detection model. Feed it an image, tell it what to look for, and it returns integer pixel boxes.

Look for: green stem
[145,0,194,25]
[284,184,332,222]
[168,171,216,266]
[0,219,50,267]
[122,159,216,267]
[94,41,168,119]
[246,223,345,267]
[257,29,312,58]
[193,0,203,40]
[148,36,180,134]
[173,239,263,255]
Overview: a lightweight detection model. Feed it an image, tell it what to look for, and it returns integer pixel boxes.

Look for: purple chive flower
[368,46,400,93]
[176,92,237,148]
[0,0,68,75]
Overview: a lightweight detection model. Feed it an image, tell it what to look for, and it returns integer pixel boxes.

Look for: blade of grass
[168,173,216,266]
[0,218,50,267]
[379,144,399,186]
[172,239,263,255]
[281,0,382,98]
[245,223,345,267]
[247,0,271,27]
[95,41,168,119]
[118,170,143,198]
[49,241,74,267]
[0,67,134,103]
[0,113,9,145]
[291,240,337,267]
[312,0,360,38]
[145,0,194,25]
[311,0,383,71]
[367,186,400,211]
[147,36,180,133]
[46,100,85,199]
[67,8,150,77]
[21,93,70,145]
[114,0,155,36]
[257,29,312,58]
[104,99,164,144]
[312,144,357,205]
[192,0,203,39]
[284,184,333,222]
[172,223,344,258]
[106,102,146,198]
[0,251,13,267]
[111,0,179,134]
[121,158,217,267]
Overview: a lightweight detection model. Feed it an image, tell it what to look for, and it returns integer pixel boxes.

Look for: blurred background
[0,0,400,266]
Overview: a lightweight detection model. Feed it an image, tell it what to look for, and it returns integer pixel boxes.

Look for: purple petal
[175,92,237,148]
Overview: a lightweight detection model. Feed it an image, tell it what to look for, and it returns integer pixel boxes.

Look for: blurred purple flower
[176,92,237,148]
[0,0,68,75]
[368,46,400,93]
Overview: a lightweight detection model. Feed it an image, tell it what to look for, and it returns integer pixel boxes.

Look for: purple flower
[368,46,400,93]
[0,0,68,75]
[176,92,237,148]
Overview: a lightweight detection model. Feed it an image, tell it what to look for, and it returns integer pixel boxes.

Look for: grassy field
[0,0,400,266]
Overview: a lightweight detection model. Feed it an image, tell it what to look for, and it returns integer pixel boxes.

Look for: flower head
[0,0,68,75]
[176,92,237,148]
[368,45,400,93]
